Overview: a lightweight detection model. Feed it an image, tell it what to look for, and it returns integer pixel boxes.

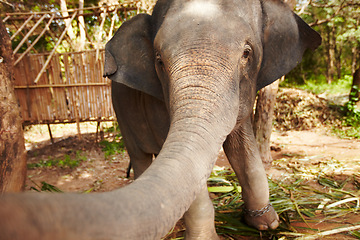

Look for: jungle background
[1,0,360,239]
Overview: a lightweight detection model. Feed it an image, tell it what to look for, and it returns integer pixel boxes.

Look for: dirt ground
[25,122,360,193]
[25,122,133,193]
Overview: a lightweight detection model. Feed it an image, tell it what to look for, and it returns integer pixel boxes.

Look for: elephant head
[104,0,321,148]
[0,0,321,239]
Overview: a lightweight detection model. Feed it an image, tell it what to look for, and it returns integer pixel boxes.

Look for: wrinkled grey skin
[0,0,321,239]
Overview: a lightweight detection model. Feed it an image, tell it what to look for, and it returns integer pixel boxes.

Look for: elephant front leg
[183,186,219,240]
[223,117,279,231]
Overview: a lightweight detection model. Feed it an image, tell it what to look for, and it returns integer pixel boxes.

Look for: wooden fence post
[47,124,54,144]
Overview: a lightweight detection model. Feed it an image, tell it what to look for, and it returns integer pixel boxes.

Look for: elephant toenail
[269,220,279,230]
[258,224,268,231]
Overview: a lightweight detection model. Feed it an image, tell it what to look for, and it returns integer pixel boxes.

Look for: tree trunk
[253,80,279,168]
[352,46,357,75]
[60,0,76,41]
[335,41,342,80]
[350,65,360,108]
[78,0,86,50]
[252,0,294,168]
[327,26,336,83]
[0,20,27,193]
[351,18,359,75]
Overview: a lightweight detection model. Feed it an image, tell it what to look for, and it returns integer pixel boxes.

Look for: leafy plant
[100,136,126,159]
[30,181,63,193]
[103,122,121,133]
[337,85,360,138]
[27,150,87,169]
[99,122,126,159]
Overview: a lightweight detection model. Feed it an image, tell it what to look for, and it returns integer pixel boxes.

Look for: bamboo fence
[13,49,115,125]
[2,2,151,125]
[1,1,157,139]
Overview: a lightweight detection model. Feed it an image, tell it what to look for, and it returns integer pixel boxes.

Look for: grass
[333,124,360,139]
[99,123,126,159]
[334,85,360,139]
[164,160,360,239]
[281,75,353,96]
[27,150,87,169]
[204,164,360,240]
[100,136,126,158]
[29,181,63,193]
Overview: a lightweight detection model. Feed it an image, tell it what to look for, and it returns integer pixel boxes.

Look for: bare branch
[0,0,14,8]
[297,0,311,15]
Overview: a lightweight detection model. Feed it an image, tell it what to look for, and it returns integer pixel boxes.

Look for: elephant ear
[104,14,163,100]
[256,0,322,91]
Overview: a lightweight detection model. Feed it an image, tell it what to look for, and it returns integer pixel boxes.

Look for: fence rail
[14,49,115,126]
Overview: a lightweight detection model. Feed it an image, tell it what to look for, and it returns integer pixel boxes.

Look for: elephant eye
[156,52,163,65]
[242,45,252,59]
[243,50,250,58]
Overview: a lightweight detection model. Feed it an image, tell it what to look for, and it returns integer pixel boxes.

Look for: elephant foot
[243,202,279,231]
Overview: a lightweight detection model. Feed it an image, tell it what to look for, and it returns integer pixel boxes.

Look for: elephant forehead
[183,1,220,18]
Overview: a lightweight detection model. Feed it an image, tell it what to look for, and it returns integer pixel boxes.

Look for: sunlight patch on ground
[79,171,92,179]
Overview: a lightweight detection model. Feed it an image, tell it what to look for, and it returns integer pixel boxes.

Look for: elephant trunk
[121,61,241,237]
[0,60,239,240]
[115,57,240,236]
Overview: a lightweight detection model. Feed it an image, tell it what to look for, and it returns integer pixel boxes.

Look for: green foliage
[99,125,126,158]
[351,231,360,239]
[208,166,360,239]
[103,122,121,133]
[281,74,352,95]
[30,181,63,193]
[282,75,360,139]
[100,137,125,158]
[28,150,87,169]
[287,1,360,85]
[337,85,360,138]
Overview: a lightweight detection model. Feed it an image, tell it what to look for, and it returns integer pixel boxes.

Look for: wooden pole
[46,25,76,51]
[47,124,54,144]
[14,82,110,89]
[14,14,55,66]
[13,14,47,55]
[5,4,133,17]
[96,121,100,142]
[34,11,77,84]
[9,14,34,41]
[4,7,137,21]
[96,9,107,61]
[107,7,118,41]
[75,97,82,140]
[2,15,10,22]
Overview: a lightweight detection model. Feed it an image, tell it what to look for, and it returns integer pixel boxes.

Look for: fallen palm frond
[208,164,360,239]
[293,225,360,240]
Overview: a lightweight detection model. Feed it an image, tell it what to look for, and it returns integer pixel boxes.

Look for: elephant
[0,0,321,239]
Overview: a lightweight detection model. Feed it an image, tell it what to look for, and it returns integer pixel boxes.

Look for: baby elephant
[0,0,321,239]
[105,0,321,238]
